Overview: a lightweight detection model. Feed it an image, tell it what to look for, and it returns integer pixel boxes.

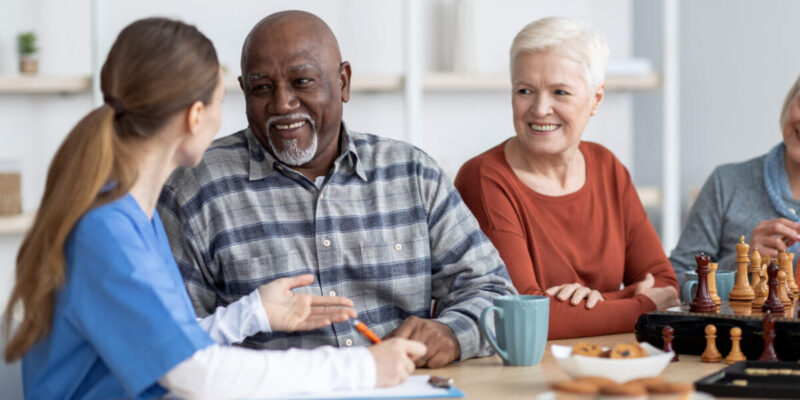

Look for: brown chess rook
[729,236,755,301]
[708,262,721,306]
[662,325,678,362]
[725,327,747,364]
[701,324,722,362]
[690,253,717,313]
[762,260,786,314]
[759,311,780,361]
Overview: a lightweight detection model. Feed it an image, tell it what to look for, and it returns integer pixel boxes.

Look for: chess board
[635,301,800,361]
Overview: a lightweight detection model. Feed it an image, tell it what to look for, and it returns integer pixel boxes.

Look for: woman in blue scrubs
[3,17,425,399]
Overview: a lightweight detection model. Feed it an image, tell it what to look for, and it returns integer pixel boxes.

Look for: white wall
[0,0,639,309]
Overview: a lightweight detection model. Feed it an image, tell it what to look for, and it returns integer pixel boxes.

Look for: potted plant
[17,31,39,75]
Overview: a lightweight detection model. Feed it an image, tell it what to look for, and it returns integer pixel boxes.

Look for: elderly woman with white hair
[455,17,679,339]
[670,73,800,286]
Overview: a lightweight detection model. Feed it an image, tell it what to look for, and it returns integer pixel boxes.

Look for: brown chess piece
[758,311,780,361]
[729,236,755,301]
[662,325,678,362]
[753,262,769,310]
[725,327,747,364]
[762,260,786,314]
[777,271,792,307]
[691,253,717,313]
[701,324,722,362]
[708,262,721,306]
[750,248,762,294]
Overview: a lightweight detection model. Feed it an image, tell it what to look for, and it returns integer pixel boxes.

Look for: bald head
[241,10,342,74]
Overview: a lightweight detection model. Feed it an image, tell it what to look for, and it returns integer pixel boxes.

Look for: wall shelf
[0,212,34,235]
[0,186,662,237]
[0,72,659,95]
[0,75,92,94]
[224,72,660,93]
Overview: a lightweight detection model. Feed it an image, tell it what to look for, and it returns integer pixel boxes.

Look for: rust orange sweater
[455,141,678,339]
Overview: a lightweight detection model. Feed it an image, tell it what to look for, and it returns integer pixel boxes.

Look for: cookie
[598,382,647,400]
[572,341,603,357]
[609,343,646,359]
[551,379,600,400]
[627,376,667,389]
[574,376,617,389]
[647,382,694,400]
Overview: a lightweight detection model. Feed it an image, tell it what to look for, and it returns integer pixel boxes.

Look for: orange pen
[353,319,382,343]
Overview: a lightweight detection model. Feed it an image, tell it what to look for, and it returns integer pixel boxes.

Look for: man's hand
[257,274,356,332]
[545,282,605,309]
[385,316,460,368]
[750,218,800,257]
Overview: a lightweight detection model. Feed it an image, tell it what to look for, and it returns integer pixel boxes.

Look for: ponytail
[3,105,134,361]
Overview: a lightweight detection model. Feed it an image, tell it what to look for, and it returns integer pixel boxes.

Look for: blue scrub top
[23,194,214,399]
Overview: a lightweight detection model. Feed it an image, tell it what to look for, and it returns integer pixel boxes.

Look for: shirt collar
[245,122,367,182]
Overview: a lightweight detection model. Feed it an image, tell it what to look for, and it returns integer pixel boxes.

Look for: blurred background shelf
[0,75,92,94]
[0,212,34,235]
[223,71,660,93]
[0,186,661,237]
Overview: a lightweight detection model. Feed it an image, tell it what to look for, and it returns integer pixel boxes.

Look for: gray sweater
[669,154,800,287]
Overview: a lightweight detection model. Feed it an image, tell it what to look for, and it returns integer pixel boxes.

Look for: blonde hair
[780,73,800,127]
[509,16,609,90]
[3,17,219,362]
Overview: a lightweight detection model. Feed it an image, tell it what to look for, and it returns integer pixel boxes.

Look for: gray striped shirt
[157,124,516,360]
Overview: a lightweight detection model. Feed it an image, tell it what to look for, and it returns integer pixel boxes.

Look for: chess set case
[634,308,800,361]
[695,361,800,398]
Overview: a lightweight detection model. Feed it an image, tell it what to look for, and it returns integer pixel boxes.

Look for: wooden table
[421,333,729,399]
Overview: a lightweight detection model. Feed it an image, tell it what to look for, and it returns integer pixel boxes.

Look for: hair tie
[103,95,125,116]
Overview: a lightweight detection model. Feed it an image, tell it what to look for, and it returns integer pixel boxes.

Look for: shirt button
[394,243,402,251]
[329,290,336,297]
[345,339,353,347]
[322,239,331,247]
[319,192,324,200]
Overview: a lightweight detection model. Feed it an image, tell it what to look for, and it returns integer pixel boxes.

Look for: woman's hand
[257,274,356,332]
[545,282,605,309]
[749,218,800,257]
[634,273,680,309]
[368,338,427,387]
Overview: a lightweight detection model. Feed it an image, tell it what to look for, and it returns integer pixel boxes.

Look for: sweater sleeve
[616,161,680,292]
[668,167,726,287]
[455,155,660,339]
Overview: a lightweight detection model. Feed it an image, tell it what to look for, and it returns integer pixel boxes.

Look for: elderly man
[158,10,516,368]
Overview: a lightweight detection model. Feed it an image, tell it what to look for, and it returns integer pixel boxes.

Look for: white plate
[551,342,673,383]
[536,390,714,400]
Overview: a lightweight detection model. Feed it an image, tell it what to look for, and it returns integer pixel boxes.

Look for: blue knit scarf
[764,143,800,254]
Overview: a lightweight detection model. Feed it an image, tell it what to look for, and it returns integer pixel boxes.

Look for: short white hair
[509,16,609,91]
[780,73,800,127]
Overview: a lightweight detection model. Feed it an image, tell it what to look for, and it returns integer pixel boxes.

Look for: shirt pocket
[215,249,312,302]
[356,237,432,324]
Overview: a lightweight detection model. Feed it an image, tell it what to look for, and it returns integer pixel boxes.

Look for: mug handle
[480,306,508,361]
[681,280,698,303]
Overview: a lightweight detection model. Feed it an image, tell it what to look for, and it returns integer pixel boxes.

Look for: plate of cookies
[550,341,673,383]
[542,376,712,400]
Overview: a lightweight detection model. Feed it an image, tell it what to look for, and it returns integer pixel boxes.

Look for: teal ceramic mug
[479,295,549,366]
[681,270,736,304]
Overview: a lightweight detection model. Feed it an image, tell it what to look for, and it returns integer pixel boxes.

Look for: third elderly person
[670,71,800,286]
[455,17,679,339]
[157,10,516,368]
